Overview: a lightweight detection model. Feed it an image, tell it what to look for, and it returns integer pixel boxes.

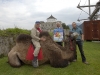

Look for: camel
[8,31,76,68]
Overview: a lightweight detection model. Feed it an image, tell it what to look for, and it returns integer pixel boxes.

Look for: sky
[0,0,99,30]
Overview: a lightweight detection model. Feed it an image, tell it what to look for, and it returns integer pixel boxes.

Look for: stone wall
[0,36,16,57]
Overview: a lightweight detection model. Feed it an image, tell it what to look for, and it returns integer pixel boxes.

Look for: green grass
[0,42,100,75]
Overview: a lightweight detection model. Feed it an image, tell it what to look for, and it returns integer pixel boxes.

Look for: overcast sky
[0,0,99,30]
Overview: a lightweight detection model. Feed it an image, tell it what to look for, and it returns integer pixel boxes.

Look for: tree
[62,23,69,30]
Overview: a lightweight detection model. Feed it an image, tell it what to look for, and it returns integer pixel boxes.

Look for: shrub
[0,27,30,36]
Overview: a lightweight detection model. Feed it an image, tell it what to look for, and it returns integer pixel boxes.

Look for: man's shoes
[73,59,77,62]
[83,61,89,65]
[32,56,39,67]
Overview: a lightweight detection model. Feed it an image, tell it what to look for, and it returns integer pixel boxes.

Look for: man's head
[72,22,77,28]
[35,21,40,28]
[56,22,61,28]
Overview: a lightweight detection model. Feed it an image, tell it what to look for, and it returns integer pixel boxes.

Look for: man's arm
[31,28,40,41]
[82,34,84,41]
[79,28,84,41]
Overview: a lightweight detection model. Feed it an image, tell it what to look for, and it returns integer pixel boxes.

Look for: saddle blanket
[26,44,43,60]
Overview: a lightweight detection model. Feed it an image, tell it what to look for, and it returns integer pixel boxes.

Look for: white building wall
[40,16,62,32]
[40,22,62,32]
[47,19,57,22]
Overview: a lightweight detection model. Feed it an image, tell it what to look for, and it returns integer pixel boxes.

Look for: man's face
[35,23,40,28]
[72,22,76,28]
[57,24,60,27]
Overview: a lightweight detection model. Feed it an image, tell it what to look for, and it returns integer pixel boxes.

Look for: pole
[89,0,91,19]
[77,5,95,8]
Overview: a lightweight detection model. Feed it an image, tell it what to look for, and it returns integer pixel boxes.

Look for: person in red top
[31,21,45,67]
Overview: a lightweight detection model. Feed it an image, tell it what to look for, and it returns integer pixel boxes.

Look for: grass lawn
[0,42,100,75]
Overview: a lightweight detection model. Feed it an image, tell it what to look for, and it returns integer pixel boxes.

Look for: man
[53,22,64,46]
[71,22,89,65]
[31,21,45,67]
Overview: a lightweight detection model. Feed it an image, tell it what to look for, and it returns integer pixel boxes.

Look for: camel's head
[64,32,78,46]
[65,31,79,42]
[70,32,79,38]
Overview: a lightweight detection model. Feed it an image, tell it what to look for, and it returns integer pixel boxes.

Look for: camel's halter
[69,37,75,51]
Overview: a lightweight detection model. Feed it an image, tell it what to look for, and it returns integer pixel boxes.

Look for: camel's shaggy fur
[8,31,76,68]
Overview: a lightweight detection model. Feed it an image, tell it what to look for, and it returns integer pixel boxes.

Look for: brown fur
[8,31,76,68]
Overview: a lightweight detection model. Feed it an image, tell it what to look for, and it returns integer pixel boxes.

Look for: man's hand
[40,37,46,41]
[82,38,84,41]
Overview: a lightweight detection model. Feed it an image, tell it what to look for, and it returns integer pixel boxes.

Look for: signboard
[53,28,64,42]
